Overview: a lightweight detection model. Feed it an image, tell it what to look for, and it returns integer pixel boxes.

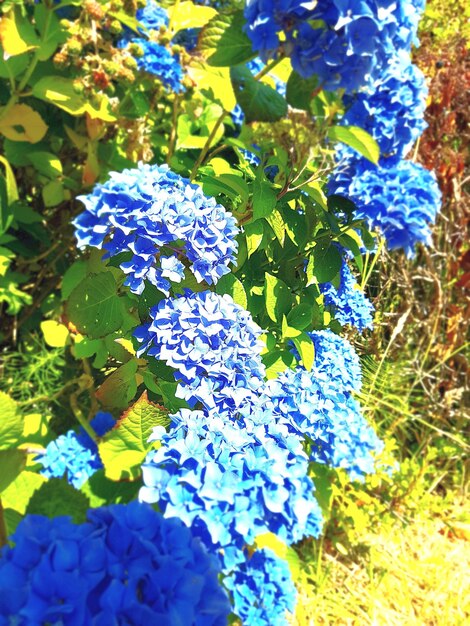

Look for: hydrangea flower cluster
[244,0,425,93]
[0,502,230,625]
[310,329,363,393]
[134,291,266,411]
[119,2,184,92]
[74,164,239,295]
[329,158,442,256]
[266,372,382,480]
[140,409,323,570]
[132,38,184,92]
[37,412,115,488]
[225,548,297,626]
[324,2,439,255]
[342,53,428,160]
[136,0,169,33]
[320,262,374,332]
[261,330,382,480]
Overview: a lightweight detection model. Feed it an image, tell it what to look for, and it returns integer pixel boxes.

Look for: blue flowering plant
[0,0,440,624]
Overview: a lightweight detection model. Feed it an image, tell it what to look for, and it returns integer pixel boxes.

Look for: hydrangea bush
[0,0,440,624]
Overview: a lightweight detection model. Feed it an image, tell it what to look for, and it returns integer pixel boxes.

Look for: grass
[293,496,469,625]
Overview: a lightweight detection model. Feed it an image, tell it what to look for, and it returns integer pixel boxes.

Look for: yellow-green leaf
[32,77,116,121]
[292,332,315,371]
[0,104,47,143]
[167,1,216,31]
[0,9,39,57]
[187,60,236,111]
[0,156,18,203]
[40,320,69,348]
[99,392,169,481]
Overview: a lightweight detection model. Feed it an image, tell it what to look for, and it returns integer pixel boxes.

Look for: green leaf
[187,60,237,111]
[215,173,249,204]
[26,478,90,524]
[253,176,277,220]
[0,449,26,492]
[0,155,19,204]
[245,219,264,258]
[286,71,318,110]
[0,391,23,450]
[95,359,139,411]
[0,177,12,236]
[61,260,88,300]
[0,7,39,57]
[264,273,292,323]
[327,126,380,164]
[80,470,140,508]
[32,77,116,121]
[327,193,357,216]
[99,392,169,481]
[28,152,62,178]
[215,273,248,309]
[34,4,66,61]
[3,507,22,537]
[266,209,286,247]
[312,242,343,284]
[230,65,288,123]
[287,304,313,331]
[65,272,125,339]
[262,350,293,379]
[292,332,315,371]
[1,471,46,515]
[42,180,64,207]
[73,337,109,369]
[200,11,254,67]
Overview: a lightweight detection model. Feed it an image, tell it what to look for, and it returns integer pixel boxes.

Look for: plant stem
[189,110,227,180]
[254,56,284,81]
[69,376,99,443]
[166,93,181,164]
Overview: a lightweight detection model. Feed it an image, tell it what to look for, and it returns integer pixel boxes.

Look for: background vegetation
[0,1,467,623]
[293,2,469,622]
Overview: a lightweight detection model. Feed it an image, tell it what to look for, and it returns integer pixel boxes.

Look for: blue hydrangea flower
[329,158,442,256]
[132,38,184,92]
[37,412,115,489]
[74,164,239,295]
[320,262,374,332]
[262,367,383,481]
[140,409,323,570]
[225,549,297,626]
[244,1,426,93]
[341,53,428,160]
[0,502,230,625]
[309,393,384,480]
[309,329,363,393]
[134,290,266,412]
[136,0,169,33]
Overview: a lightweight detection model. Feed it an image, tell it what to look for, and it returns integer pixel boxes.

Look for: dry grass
[293,500,470,626]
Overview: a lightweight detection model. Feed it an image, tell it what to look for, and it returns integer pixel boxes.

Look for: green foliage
[26,477,90,524]
[99,392,169,480]
[66,272,126,339]
[231,65,288,122]
[200,11,254,67]
[0,4,464,622]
